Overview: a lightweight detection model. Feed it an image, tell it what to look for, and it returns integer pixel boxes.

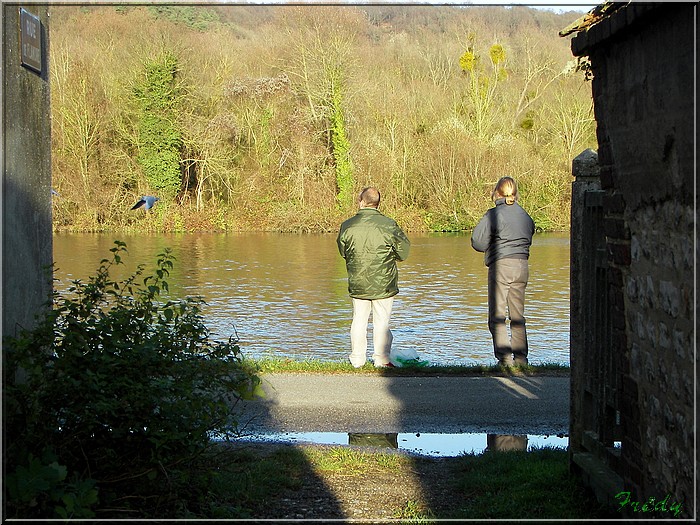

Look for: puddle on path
[225,431,573,457]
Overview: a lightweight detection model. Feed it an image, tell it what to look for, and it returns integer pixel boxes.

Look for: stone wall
[570,3,695,518]
[2,5,53,338]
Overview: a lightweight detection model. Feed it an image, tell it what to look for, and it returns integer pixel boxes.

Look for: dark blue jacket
[471,199,535,267]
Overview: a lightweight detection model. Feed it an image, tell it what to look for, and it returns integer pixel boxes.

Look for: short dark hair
[359,187,380,207]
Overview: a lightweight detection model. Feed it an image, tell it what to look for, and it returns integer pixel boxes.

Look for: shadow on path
[231,382,345,519]
[382,368,569,518]
[235,371,570,518]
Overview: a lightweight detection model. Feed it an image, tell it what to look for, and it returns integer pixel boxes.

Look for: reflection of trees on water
[486,434,528,452]
[349,432,399,449]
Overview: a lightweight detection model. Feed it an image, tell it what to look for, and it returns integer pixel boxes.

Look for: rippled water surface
[53,232,570,366]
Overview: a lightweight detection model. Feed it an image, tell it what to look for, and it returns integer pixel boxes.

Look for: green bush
[134,51,183,199]
[3,241,262,518]
[147,5,220,31]
[328,70,355,206]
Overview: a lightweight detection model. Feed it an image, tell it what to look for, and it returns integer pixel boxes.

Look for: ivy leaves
[134,51,183,199]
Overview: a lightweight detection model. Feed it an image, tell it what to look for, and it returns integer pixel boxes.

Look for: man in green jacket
[337,187,410,368]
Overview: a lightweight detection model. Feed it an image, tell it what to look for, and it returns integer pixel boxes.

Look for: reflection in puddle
[230,431,569,457]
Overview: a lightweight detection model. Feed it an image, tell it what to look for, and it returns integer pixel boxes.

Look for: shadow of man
[229,378,346,519]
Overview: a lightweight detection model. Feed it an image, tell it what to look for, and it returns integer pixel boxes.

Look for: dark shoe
[513,354,528,366]
[375,362,395,368]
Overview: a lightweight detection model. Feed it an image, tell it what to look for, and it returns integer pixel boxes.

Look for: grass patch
[393,499,435,522]
[196,445,310,518]
[194,444,610,519]
[247,357,570,376]
[447,447,611,519]
[302,446,410,474]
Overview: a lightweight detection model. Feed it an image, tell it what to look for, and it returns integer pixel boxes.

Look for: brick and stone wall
[570,3,695,518]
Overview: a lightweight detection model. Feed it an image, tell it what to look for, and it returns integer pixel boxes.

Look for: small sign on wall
[20,7,42,74]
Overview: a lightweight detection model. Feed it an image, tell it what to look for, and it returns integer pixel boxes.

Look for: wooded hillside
[49,4,596,233]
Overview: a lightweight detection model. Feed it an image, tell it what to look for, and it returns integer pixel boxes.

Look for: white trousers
[349,296,394,367]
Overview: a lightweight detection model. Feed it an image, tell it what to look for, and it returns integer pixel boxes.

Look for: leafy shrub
[4,451,98,519]
[134,51,183,199]
[328,71,355,206]
[3,241,262,518]
[147,5,220,31]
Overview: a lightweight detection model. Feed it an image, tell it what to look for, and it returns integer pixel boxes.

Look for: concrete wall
[570,3,695,518]
[2,5,53,338]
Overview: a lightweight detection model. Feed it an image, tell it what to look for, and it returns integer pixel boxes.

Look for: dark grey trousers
[487,258,529,365]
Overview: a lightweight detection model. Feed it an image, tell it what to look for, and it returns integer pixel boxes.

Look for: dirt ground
[245,443,464,521]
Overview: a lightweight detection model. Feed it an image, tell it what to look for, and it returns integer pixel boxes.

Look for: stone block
[608,8,622,37]
[608,242,631,266]
[599,165,615,189]
[570,32,587,57]
[607,266,624,287]
[572,148,600,179]
[595,139,612,164]
[571,452,624,509]
[658,281,680,318]
[604,217,629,240]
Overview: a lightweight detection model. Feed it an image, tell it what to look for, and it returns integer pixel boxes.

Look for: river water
[52,232,570,366]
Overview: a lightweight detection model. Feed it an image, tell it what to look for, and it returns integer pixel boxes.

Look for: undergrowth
[3,241,262,519]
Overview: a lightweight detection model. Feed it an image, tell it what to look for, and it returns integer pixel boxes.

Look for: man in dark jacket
[337,187,410,367]
[471,176,535,367]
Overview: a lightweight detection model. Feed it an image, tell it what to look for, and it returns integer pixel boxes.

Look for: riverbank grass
[248,357,570,376]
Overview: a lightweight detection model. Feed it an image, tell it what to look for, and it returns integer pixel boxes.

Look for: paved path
[236,373,570,436]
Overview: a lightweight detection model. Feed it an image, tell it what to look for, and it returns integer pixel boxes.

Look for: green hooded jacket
[337,208,410,300]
